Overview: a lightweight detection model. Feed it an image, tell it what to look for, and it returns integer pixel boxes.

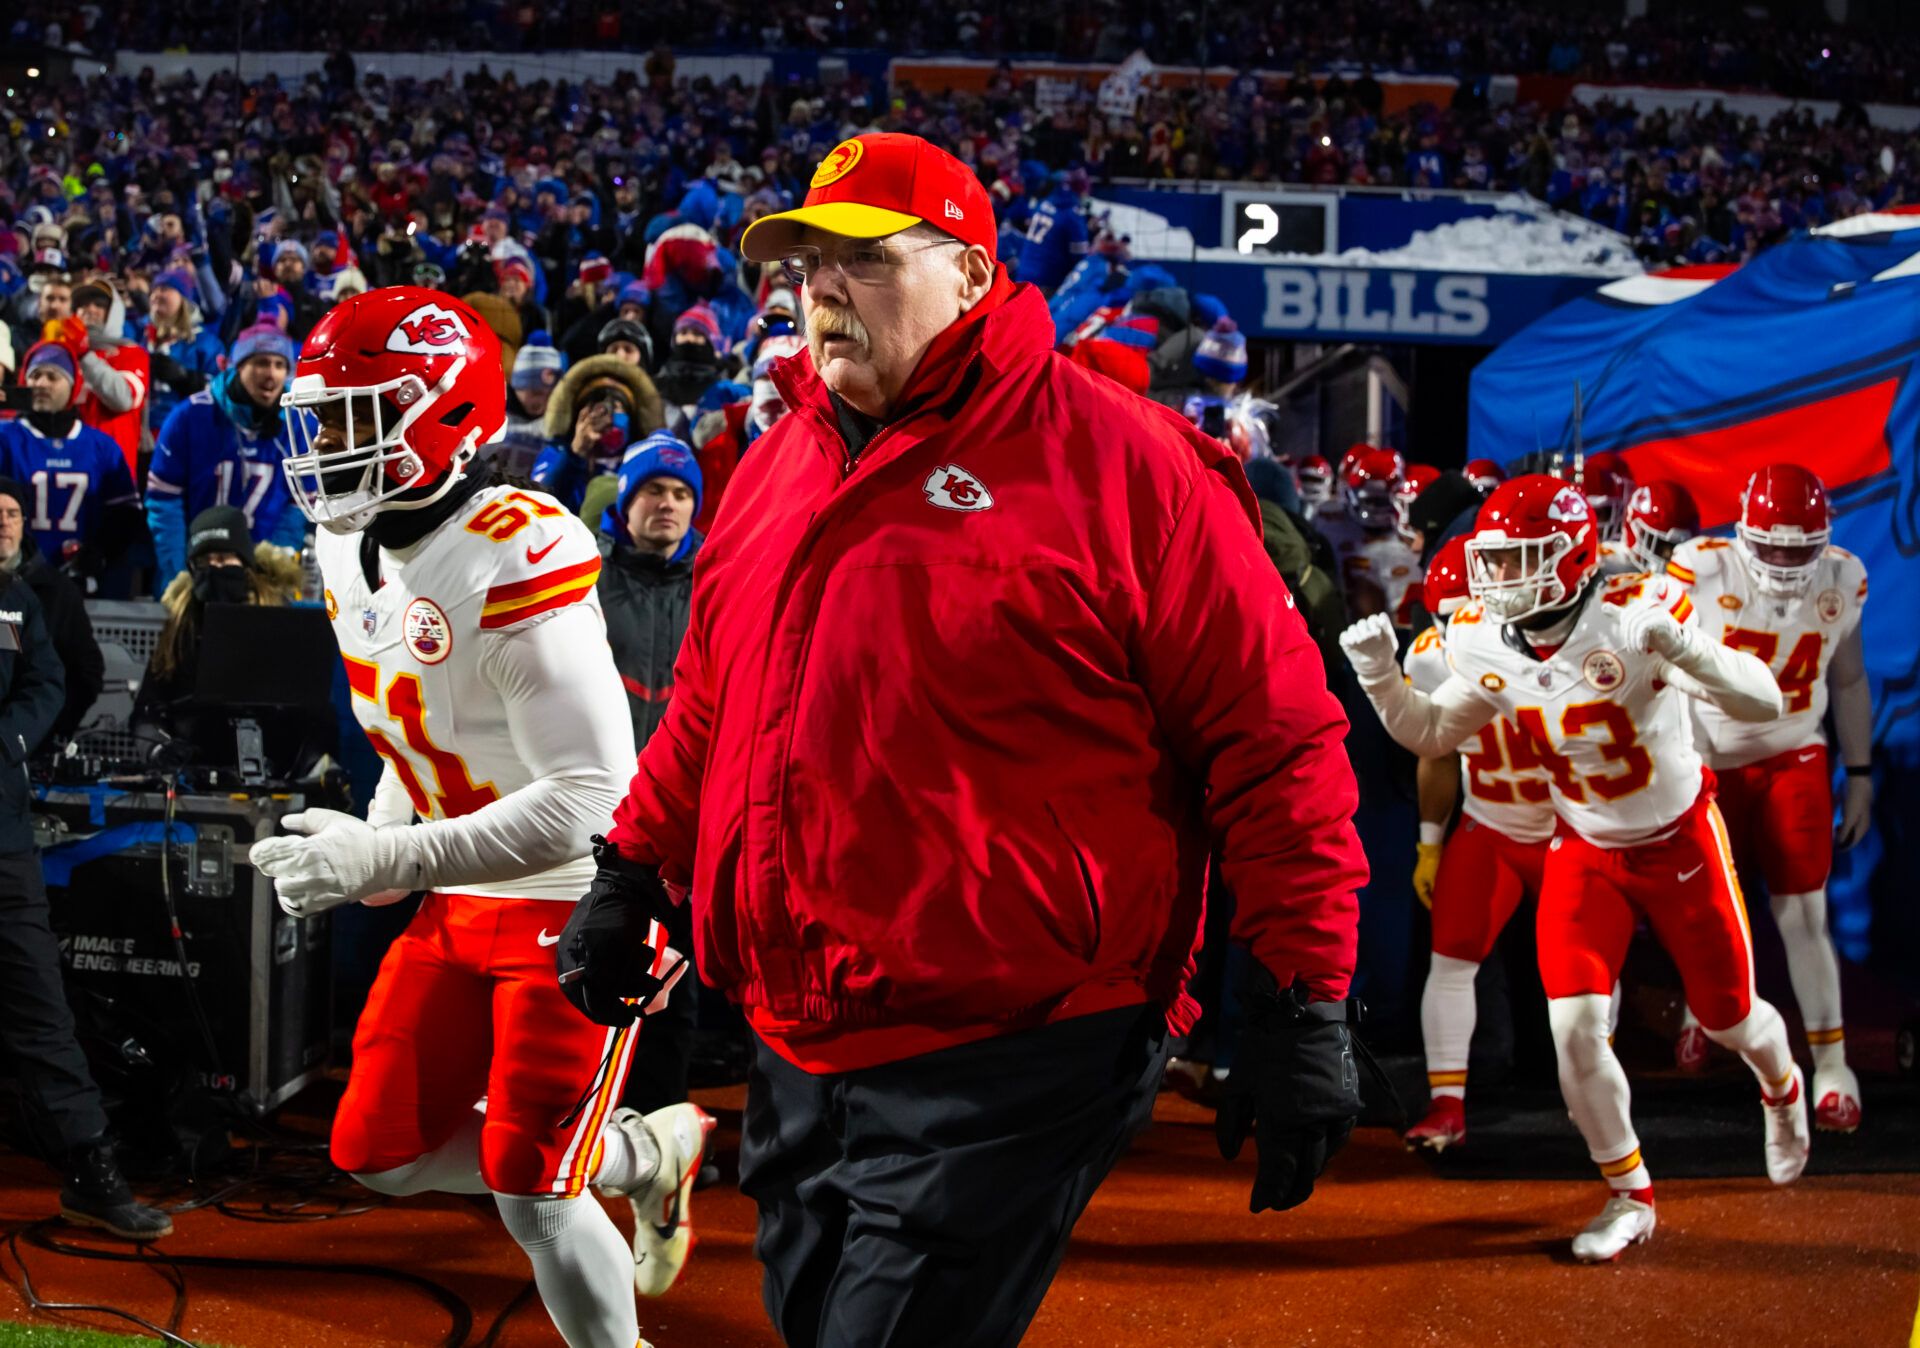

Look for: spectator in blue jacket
[139,270,226,434]
[145,325,308,587]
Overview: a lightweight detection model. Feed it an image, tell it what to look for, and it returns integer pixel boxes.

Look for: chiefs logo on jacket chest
[923,464,994,513]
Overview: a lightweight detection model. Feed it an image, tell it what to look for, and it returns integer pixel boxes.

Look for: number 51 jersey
[1443,573,1706,848]
[315,484,635,900]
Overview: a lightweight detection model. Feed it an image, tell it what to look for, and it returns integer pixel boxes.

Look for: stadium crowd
[15,0,1920,106]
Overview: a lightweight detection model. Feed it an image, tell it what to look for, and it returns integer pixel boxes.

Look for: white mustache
[808,307,870,356]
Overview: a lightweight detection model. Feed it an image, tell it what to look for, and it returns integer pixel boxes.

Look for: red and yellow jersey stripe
[480,557,602,630]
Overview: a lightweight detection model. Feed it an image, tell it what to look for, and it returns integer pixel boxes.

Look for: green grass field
[0,1323,229,1346]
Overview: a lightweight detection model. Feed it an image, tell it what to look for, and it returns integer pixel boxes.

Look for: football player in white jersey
[1666,464,1872,1130]
[1341,474,1806,1263]
[1398,537,1558,1153]
[1317,448,1422,628]
[1600,480,1697,576]
[248,288,710,1348]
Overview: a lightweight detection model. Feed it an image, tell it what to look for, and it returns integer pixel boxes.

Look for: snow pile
[1097,194,1642,277]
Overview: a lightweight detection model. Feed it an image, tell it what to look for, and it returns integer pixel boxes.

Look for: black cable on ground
[473,1279,540,1348]
[0,1141,482,1347]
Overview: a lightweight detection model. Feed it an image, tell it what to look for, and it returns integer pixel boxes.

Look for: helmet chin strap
[365,448,490,553]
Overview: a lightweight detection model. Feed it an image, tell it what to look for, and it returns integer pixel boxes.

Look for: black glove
[554,834,687,1027]
[1215,962,1363,1213]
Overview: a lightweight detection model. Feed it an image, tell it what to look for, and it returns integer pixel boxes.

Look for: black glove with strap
[554,835,688,1027]
[1215,961,1363,1213]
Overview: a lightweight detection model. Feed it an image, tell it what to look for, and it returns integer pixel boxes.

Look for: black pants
[741,1003,1169,1348]
[0,850,108,1152]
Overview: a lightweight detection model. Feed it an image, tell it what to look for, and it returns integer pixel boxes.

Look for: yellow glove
[1413,841,1442,910]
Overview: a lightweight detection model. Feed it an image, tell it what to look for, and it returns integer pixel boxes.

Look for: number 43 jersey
[1667,538,1866,770]
[1443,573,1706,848]
[315,484,636,901]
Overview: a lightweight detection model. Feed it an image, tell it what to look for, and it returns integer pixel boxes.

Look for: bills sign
[1174,261,1607,347]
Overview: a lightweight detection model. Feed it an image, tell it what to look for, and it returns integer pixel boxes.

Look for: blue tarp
[1468,218,1920,975]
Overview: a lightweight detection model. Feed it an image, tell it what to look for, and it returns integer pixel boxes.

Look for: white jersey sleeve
[389,600,633,894]
[1403,623,1451,694]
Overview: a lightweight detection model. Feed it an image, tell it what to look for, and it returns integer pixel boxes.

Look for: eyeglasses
[779,237,963,287]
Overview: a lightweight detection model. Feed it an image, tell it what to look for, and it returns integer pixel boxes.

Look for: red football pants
[1714,744,1833,895]
[1430,815,1549,964]
[1537,794,1756,1031]
[330,893,635,1197]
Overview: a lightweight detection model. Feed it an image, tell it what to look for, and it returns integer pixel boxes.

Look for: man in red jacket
[556,134,1369,1348]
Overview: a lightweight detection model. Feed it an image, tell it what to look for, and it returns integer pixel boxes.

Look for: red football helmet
[1620,481,1699,575]
[1337,443,1371,481]
[1343,448,1406,531]
[1738,463,1830,597]
[1577,451,1633,540]
[1297,455,1333,508]
[1394,462,1442,542]
[1423,534,1472,617]
[281,287,506,532]
[1463,458,1506,495]
[1466,473,1599,623]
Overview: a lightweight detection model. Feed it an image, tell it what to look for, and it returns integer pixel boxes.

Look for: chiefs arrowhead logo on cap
[387,303,471,356]
[812,140,865,188]
[923,464,994,513]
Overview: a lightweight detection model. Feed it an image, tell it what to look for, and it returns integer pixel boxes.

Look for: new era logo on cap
[945,199,964,220]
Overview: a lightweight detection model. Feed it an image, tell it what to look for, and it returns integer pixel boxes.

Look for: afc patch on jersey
[405,598,453,665]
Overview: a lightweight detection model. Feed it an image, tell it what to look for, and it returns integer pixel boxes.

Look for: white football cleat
[599,1103,715,1297]
[1762,1067,1811,1185]
[1571,1193,1656,1263]
[1812,1063,1862,1133]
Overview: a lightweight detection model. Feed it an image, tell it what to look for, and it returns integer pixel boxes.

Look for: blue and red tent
[1468,208,1920,969]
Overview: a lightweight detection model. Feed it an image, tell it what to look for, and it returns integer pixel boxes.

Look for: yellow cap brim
[738,201,924,263]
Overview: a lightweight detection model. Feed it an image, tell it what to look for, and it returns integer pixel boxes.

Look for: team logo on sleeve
[386,303,471,356]
[923,464,994,512]
[404,598,452,665]
[323,588,338,620]
[1582,649,1625,691]
[1815,588,1843,623]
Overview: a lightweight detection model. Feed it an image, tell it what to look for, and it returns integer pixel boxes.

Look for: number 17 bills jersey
[1667,538,1866,769]
[1440,573,1706,848]
[316,484,636,901]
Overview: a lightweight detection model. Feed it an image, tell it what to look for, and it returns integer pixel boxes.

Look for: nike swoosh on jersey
[536,929,562,947]
[1677,865,1705,883]
[526,537,563,564]
[1798,750,1820,762]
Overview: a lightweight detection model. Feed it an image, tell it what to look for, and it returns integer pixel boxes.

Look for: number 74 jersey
[315,484,632,900]
[1443,573,1707,848]
[1667,538,1866,769]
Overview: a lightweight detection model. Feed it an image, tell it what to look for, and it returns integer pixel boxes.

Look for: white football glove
[1339,612,1401,683]
[250,808,421,918]
[1620,600,1693,661]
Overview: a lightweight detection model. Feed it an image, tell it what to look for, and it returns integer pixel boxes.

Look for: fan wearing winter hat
[0,343,141,580]
[142,269,225,432]
[145,324,309,588]
[496,339,567,478]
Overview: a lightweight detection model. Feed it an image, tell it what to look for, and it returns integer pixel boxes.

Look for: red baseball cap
[739,134,996,264]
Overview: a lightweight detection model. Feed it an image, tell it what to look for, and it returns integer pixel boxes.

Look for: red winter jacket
[608,276,1365,1072]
